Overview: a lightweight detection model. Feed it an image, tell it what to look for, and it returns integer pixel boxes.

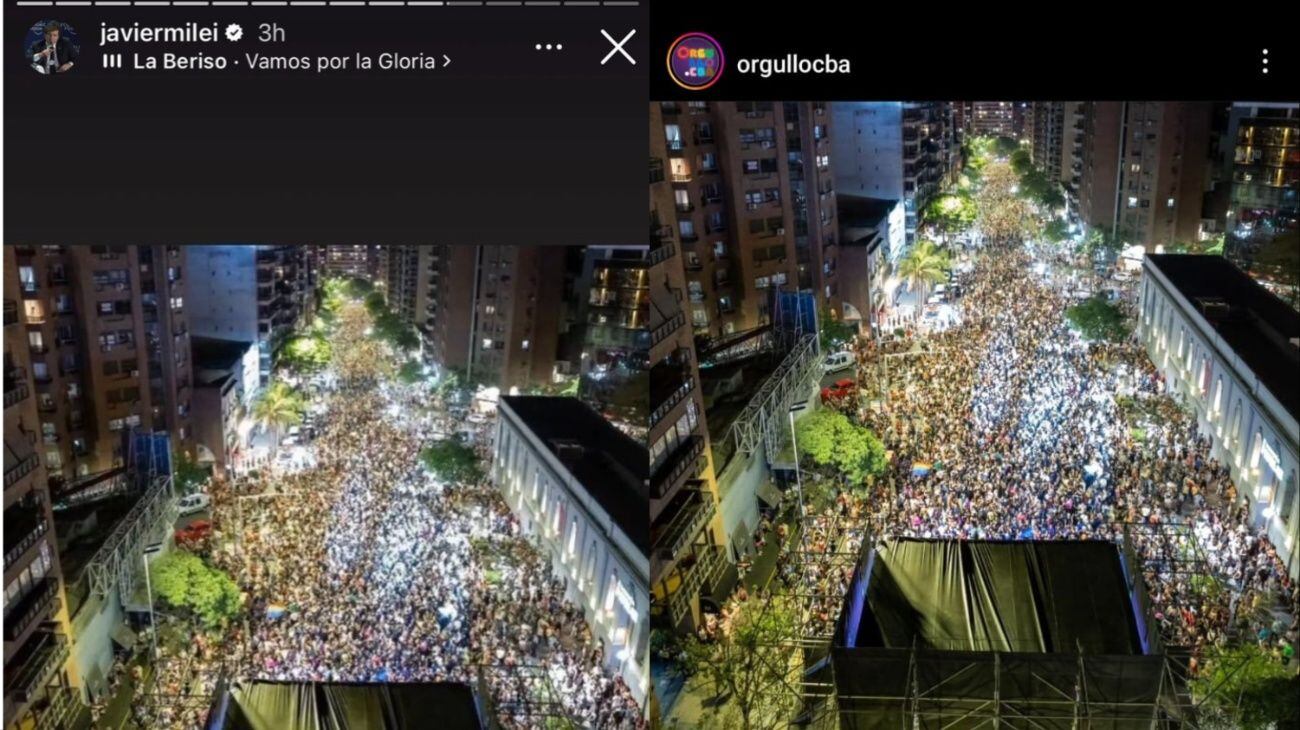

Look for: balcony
[5,445,40,492]
[5,630,70,705]
[650,310,686,349]
[653,485,716,560]
[648,241,676,268]
[5,369,31,408]
[5,578,60,641]
[5,502,49,571]
[3,300,16,327]
[668,543,728,627]
[651,434,705,500]
[651,352,694,422]
[676,201,695,213]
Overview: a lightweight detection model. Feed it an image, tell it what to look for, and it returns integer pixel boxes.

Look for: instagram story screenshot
[2,1,1299,730]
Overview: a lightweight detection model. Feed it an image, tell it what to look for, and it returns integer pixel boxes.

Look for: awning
[730,520,751,558]
[196,443,217,464]
[756,480,783,509]
[110,623,137,651]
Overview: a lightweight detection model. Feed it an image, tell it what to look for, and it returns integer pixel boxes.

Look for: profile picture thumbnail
[25,20,79,75]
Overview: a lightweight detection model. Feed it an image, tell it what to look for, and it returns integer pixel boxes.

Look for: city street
[125,298,644,730]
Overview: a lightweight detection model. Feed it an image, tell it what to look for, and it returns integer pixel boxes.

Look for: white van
[178,493,211,516]
[822,351,853,374]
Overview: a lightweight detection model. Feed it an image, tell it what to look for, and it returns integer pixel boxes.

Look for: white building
[1138,254,1300,578]
[492,396,649,702]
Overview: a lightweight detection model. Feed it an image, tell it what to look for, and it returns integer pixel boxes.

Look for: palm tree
[252,381,305,450]
[896,240,951,301]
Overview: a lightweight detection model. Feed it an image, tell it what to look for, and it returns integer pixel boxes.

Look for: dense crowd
[127,303,643,729]
[757,239,1297,668]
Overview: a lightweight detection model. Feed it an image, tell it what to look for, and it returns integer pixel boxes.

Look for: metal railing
[84,474,177,601]
[729,333,822,465]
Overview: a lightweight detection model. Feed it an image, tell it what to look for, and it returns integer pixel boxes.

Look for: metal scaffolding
[83,473,177,601]
[728,333,822,466]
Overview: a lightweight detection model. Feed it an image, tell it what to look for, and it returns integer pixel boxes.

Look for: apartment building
[832,102,956,254]
[656,101,840,339]
[1138,255,1299,577]
[493,396,649,701]
[9,246,194,487]
[4,247,86,730]
[1222,103,1299,273]
[1030,101,1065,182]
[186,245,312,381]
[1078,102,1213,250]
[969,101,1016,137]
[1061,102,1086,214]
[648,103,729,633]
[318,245,373,280]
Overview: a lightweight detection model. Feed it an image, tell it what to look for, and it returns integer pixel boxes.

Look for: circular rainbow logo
[666,32,724,91]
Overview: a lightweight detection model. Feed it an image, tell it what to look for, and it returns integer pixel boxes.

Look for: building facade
[832,102,955,250]
[492,396,649,702]
[186,245,312,380]
[1222,103,1299,285]
[4,247,86,730]
[1030,101,1065,183]
[648,104,729,634]
[1138,254,1300,578]
[656,101,841,340]
[1078,102,1213,250]
[190,337,260,477]
[968,101,1016,137]
[10,245,194,486]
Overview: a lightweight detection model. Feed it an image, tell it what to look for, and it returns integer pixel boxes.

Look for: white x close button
[600,28,636,66]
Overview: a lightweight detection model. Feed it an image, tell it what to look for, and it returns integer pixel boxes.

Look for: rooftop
[1145,254,1300,423]
[837,195,899,231]
[500,396,649,556]
[192,336,255,372]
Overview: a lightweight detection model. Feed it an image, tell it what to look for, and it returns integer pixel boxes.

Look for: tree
[993,136,1020,157]
[1042,219,1071,245]
[819,306,856,352]
[280,333,332,372]
[420,441,484,484]
[1190,643,1300,730]
[681,595,801,730]
[363,291,387,316]
[342,277,373,300]
[896,239,951,301]
[398,360,425,384]
[1065,295,1130,343]
[795,408,888,490]
[1082,225,1124,260]
[1009,148,1033,175]
[172,453,209,495]
[1169,234,1225,256]
[923,193,977,245]
[150,551,242,628]
[252,381,305,445]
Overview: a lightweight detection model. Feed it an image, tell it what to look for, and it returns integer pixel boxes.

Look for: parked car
[178,492,211,516]
[820,378,857,404]
[822,350,853,375]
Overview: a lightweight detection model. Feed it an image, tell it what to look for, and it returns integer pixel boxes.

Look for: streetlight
[788,400,810,559]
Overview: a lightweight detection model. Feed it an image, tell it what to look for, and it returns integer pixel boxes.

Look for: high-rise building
[319,245,373,280]
[832,102,956,252]
[186,245,312,381]
[655,101,840,340]
[467,246,566,390]
[1061,102,1086,214]
[382,246,567,391]
[1078,102,1213,250]
[1222,103,1299,272]
[1030,101,1066,182]
[968,101,1016,137]
[9,245,194,486]
[648,103,727,632]
[4,246,86,729]
[569,247,650,430]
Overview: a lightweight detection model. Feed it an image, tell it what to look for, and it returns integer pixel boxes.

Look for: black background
[650,1,1299,101]
[4,5,647,246]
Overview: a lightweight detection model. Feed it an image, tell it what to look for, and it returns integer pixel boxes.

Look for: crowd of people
[751,238,1297,671]
[127,302,643,729]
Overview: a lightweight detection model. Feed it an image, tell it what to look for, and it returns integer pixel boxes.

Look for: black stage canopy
[831,539,1170,730]
[211,681,487,730]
